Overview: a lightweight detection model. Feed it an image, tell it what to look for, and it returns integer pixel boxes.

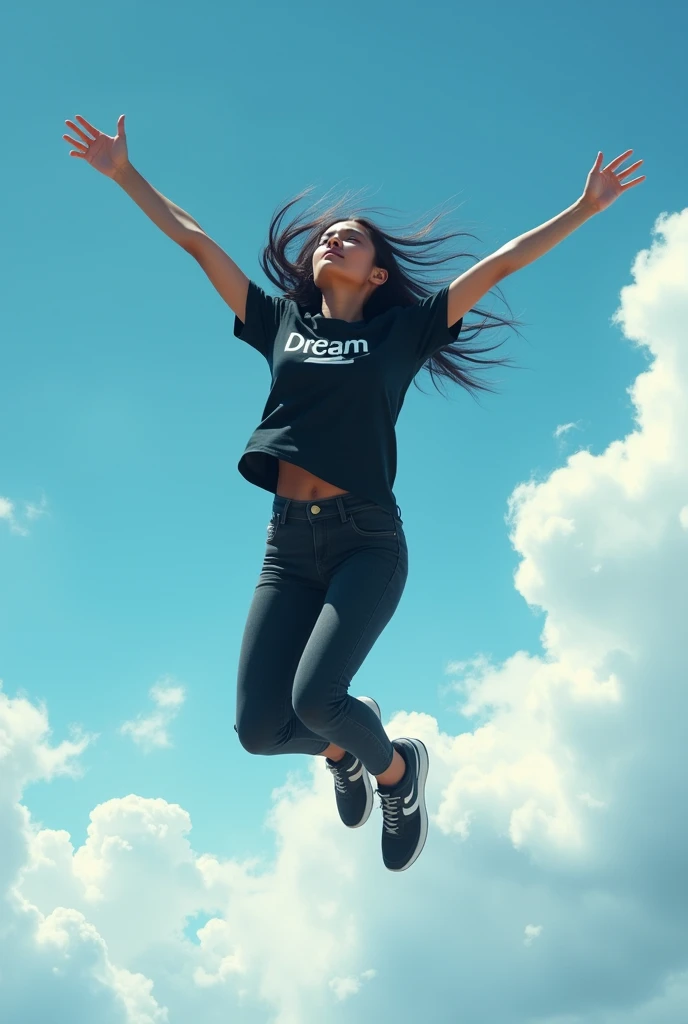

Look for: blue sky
[2,0,687,1021]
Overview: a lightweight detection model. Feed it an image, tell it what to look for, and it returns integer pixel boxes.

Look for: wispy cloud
[120,678,186,752]
[553,420,581,439]
[0,493,49,536]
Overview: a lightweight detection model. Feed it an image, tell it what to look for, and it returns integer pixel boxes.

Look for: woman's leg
[235,572,333,756]
[290,506,409,778]
[235,494,408,777]
[235,576,397,770]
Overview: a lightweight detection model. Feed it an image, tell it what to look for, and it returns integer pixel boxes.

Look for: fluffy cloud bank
[2,207,688,1023]
[0,685,167,1023]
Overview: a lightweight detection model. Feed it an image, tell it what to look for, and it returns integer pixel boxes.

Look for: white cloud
[3,206,688,1023]
[554,420,582,439]
[1,504,31,537]
[0,493,49,536]
[0,682,166,1024]
[120,678,186,752]
[25,495,49,522]
[328,971,377,1001]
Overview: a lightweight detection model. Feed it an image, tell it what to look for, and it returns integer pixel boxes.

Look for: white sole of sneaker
[357,695,381,720]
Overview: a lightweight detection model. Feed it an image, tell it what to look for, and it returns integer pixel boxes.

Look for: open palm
[63,113,129,178]
[582,150,646,214]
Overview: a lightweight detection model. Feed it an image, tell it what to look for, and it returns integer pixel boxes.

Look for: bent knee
[292,694,331,733]
[234,720,275,756]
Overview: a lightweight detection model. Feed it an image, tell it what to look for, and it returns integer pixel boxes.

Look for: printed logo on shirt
[285,331,370,365]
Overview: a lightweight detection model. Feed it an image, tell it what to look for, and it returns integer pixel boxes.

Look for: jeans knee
[235,720,272,756]
[292,692,331,734]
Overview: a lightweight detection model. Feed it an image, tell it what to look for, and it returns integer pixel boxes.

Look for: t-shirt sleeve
[233,279,287,358]
[405,285,463,363]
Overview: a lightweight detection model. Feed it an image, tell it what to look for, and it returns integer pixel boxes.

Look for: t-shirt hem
[239,445,353,495]
[238,445,398,515]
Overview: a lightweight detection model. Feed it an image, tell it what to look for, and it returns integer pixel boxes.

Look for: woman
[63,113,645,872]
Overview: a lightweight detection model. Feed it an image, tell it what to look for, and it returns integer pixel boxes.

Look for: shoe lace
[377,790,401,834]
[326,760,349,795]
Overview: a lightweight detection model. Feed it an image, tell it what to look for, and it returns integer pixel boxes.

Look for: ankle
[375,748,406,788]
[321,743,347,761]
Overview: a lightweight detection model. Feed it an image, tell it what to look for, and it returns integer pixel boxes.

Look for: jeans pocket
[266,514,278,543]
[347,504,398,537]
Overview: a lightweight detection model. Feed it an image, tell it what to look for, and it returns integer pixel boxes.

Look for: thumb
[117,114,126,136]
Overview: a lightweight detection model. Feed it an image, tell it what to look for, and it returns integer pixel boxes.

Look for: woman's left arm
[447,150,646,327]
[500,149,646,274]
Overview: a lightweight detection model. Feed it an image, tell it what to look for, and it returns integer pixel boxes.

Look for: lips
[322,250,343,260]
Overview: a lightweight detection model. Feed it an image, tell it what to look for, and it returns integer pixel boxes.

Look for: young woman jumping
[63,113,645,872]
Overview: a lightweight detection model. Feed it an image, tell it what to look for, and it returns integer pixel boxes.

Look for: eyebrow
[320,226,367,239]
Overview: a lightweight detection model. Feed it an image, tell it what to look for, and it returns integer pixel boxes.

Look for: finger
[74,114,100,138]
[617,160,643,178]
[606,149,634,172]
[65,119,94,143]
[621,176,646,190]
[63,133,88,151]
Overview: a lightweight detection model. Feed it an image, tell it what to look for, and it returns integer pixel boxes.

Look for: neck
[319,284,371,322]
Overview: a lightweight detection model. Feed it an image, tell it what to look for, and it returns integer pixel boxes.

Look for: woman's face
[312,220,386,289]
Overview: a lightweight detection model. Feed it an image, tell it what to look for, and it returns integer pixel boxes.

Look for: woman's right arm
[64,113,249,322]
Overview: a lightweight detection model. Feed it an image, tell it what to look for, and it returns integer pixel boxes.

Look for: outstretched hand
[63,113,129,178]
[581,150,646,214]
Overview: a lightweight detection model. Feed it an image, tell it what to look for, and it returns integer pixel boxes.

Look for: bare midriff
[276,459,349,501]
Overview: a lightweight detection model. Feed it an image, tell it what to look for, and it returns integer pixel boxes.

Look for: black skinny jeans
[234,491,409,777]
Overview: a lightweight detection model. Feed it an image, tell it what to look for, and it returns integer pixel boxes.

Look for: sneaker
[376,737,429,872]
[325,696,381,829]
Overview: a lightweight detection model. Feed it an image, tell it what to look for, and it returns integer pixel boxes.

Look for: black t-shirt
[233,280,463,516]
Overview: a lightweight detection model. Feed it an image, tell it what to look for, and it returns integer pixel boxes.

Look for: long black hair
[258,186,528,400]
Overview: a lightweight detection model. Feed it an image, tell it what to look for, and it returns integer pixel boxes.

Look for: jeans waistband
[271,491,402,525]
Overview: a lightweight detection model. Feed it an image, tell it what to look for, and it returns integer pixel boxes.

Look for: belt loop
[336,495,347,523]
[279,499,291,525]
[395,503,402,519]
